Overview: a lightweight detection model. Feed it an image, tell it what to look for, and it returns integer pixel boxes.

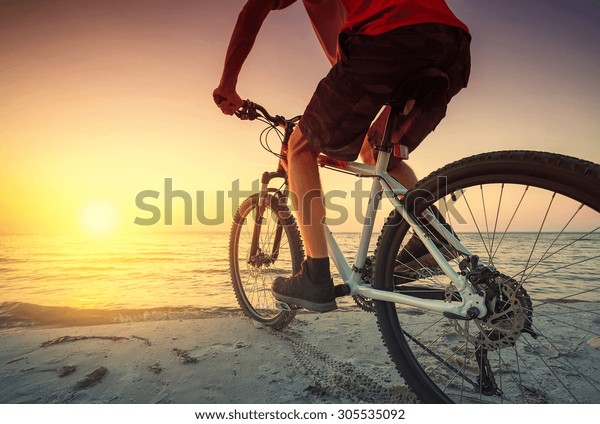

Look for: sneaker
[394,236,460,274]
[395,206,460,276]
[272,260,337,313]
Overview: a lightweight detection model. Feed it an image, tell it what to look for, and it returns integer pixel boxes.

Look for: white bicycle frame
[319,150,488,319]
[245,99,487,319]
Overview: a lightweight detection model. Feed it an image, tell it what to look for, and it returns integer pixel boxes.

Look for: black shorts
[299,23,471,161]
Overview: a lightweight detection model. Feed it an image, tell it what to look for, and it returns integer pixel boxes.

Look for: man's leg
[287,126,328,258]
[271,125,336,312]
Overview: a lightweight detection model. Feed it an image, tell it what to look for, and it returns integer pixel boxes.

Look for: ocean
[1,232,598,327]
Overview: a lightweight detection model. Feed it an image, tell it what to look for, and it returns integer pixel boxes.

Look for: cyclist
[214,0,471,312]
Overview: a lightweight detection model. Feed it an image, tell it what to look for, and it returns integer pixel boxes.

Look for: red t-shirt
[273,1,468,63]
[340,0,469,35]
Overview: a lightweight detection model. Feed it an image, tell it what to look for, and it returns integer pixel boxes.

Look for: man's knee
[289,127,319,160]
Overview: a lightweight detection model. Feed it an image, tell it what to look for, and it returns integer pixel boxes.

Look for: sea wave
[0,302,241,329]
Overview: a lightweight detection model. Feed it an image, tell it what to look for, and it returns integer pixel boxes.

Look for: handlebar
[235,100,300,127]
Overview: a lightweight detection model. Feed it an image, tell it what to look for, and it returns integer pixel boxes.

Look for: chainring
[353,256,375,313]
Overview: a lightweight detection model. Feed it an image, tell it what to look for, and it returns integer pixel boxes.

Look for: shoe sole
[395,254,438,273]
[395,250,459,274]
[272,292,337,313]
[393,267,445,288]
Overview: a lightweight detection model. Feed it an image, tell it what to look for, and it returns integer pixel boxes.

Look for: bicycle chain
[401,328,480,390]
[476,346,502,396]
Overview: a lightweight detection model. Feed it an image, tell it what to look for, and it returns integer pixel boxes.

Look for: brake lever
[235,100,258,121]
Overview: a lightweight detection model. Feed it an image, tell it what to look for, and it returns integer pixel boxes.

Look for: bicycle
[227,68,600,403]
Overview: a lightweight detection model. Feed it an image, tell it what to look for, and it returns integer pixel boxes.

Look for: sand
[0,310,418,404]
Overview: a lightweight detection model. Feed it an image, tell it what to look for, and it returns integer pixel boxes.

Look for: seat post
[375,106,402,152]
[373,109,401,174]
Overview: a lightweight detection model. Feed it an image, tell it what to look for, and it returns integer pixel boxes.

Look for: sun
[80,201,119,236]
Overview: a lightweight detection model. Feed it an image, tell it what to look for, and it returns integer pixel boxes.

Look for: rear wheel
[230,193,304,330]
[374,151,600,403]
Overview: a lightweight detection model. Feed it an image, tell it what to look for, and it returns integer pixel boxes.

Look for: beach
[0,310,418,404]
[1,300,600,405]
[2,230,600,404]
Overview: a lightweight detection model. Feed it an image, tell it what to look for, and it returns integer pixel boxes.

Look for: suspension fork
[249,170,287,263]
[270,185,290,261]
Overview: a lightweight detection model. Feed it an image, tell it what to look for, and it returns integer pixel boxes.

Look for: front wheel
[229,193,304,330]
[374,151,600,403]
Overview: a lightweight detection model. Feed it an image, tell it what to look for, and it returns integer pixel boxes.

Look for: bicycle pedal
[275,301,300,311]
[334,284,351,298]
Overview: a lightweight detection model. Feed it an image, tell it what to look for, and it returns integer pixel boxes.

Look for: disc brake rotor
[447,275,533,351]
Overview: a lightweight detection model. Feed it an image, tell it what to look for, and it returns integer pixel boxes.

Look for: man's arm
[213,0,296,115]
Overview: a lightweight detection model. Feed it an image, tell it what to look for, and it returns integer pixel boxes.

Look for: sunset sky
[1,0,599,235]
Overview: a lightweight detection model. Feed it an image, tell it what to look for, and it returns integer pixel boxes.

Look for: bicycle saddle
[389,67,450,115]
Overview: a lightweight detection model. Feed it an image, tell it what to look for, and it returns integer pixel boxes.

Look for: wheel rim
[386,179,600,403]
[233,199,298,322]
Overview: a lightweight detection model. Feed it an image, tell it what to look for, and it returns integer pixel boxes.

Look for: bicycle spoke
[520,332,589,403]
[516,193,556,289]
[459,189,493,261]
[480,185,492,259]
[488,183,505,266]
[490,185,529,261]
[522,204,586,282]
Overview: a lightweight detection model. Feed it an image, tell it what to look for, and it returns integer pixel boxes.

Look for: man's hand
[213,86,244,115]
